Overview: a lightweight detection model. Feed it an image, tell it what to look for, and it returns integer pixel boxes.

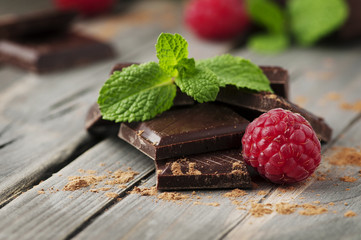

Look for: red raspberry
[242,108,321,184]
[184,0,250,40]
[54,0,114,16]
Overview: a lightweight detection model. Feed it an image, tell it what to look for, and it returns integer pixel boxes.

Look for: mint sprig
[197,54,273,92]
[98,62,176,122]
[288,0,348,46]
[246,0,348,53]
[98,33,272,122]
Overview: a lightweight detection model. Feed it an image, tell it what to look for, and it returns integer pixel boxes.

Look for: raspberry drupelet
[242,108,321,184]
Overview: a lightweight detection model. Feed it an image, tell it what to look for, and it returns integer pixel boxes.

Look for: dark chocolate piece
[156,149,251,190]
[260,66,289,99]
[338,0,361,40]
[216,87,332,142]
[111,62,195,106]
[85,103,119,137]
[119,103,249,160]
[0,32,115,72]
[0,10,77,39]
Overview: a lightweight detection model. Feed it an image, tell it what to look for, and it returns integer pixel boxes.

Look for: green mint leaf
[197,54,273,93]
[247,34,289,54]
[156,33,189,76]
[288,0,348,46]
[175,58,196,77]
[246,0,285,34]
[98,62,176,122]
[175,66,220,103]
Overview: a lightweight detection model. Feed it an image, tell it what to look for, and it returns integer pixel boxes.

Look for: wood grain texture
[0,138,154,240]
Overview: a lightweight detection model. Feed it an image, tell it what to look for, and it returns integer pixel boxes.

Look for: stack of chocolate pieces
[0,10,115,73]
[86,63,332,190]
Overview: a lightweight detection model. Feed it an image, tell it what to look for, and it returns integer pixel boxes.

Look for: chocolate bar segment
[0,32,114,72]
[85,103,119,137]
[216,87,332,142]
[119,103,249,160]
[260,66,289,99]
[0,10,77,39]
[156,149,251,190]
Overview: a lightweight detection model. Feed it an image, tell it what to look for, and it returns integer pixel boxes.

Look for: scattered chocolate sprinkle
[344,211,357,217]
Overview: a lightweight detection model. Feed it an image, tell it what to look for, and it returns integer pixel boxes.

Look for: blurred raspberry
[242,108,321,184]
[185,0,250,40]
[54,0,115,16]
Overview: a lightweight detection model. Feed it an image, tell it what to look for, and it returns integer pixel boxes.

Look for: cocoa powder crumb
[129,186,157,196]
[257,190,267,196]
[193,201,220,207]
[187,162,201,175]
[249,203,273,217]
[171,162,184,176]
[275,203,298,215]
[38,190,45,194]
[344,211,357,217]
[105,192,119,198]
[223,189,247,198]
[328,147,361,166]
[158,192,189,201]
[340,176,357,182]
[299,204,328,215]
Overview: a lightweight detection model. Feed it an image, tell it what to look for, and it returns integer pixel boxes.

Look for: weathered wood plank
[0,0,190,206]
[0,138,154,240]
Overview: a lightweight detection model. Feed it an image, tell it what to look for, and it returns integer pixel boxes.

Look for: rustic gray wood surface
[1,0,361,240]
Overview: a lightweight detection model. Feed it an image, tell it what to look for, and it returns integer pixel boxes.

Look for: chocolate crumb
[344,211,357,217]
[105,192,119,198]
[193,201,220,207]
[249,203,273,217]
[299,204,328,215]
[130,186,157,196]
[328,147,361,166]
[340,176,357,182]
[275,203,298,215]
[223,189,247,198]
[187,162,201,175]
[157,192,189,201]
[171,162,184,176]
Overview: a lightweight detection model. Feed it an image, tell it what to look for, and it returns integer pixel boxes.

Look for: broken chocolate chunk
[156,149,251,190]
[260,66,289,99]
[119,103,249,160]
[0,10,77,39]
[0,32,115,73]
[216,88,332,142]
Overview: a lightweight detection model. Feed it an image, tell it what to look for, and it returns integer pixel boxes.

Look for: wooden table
[1,1,361,239]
